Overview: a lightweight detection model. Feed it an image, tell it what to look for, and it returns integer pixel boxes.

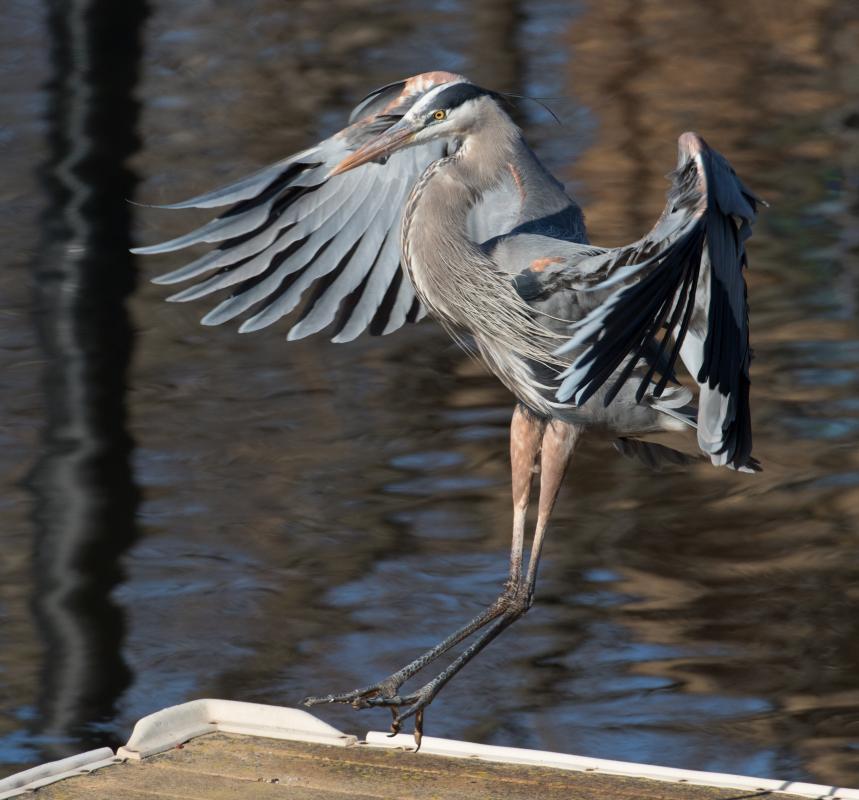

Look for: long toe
[303,676,405,709]
[303,687,378,709]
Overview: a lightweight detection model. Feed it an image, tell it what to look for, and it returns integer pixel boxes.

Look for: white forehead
[405,80,474,118]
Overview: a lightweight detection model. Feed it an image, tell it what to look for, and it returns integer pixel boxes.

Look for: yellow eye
[433,110,446,120]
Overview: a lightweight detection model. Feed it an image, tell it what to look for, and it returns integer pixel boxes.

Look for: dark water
[2,0,858,787]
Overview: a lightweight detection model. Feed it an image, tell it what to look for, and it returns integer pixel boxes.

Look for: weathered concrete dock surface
[23,732,810,800]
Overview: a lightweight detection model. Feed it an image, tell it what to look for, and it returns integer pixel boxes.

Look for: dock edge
[1,700,857,800]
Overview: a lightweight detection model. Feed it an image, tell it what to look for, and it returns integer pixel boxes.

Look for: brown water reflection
[1,0,858,787]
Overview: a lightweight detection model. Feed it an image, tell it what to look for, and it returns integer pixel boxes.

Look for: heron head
[330,81,502,176]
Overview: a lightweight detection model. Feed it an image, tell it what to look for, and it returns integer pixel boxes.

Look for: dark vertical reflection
[471,0,528,128]
[471,0,524,93]
[26,0,148,758]
[602,0,651,238]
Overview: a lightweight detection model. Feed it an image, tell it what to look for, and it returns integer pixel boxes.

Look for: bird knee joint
[499,587,533,616]
[517,591,534,613]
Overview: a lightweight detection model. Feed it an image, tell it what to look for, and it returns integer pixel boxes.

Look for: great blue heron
[134,71,759,745]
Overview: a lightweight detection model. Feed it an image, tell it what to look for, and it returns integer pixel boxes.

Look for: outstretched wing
[554,132,759,470]
[133,73,471,342]
[135,72,583,343]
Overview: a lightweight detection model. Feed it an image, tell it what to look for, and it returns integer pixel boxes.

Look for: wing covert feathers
[556,132,759,471]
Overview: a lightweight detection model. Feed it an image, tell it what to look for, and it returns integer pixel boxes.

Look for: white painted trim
[366,731,859,800]
[117,699,357,759]
[0,749,118,800]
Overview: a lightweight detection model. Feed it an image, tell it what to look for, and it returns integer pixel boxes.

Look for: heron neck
[401,110,524,333]
[403,128,516,326]
[403,108,521,266]
[400,116,563,413]
[450,116,521,196]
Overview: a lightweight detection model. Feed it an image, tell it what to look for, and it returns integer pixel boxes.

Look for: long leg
[356,420,582,744]
[303,405,546,711]
[508,404,546,587]
[525,419,580,598]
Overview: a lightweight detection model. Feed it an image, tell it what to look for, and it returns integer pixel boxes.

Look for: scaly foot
[302,673,402,710]
[303,677,434,748]
[302,591,531,748]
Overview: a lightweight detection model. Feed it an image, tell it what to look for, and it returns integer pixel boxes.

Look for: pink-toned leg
[523,420,582,598]
[509,404,546,589]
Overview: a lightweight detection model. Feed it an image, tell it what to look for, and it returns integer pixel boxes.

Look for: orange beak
[329,123,417,177]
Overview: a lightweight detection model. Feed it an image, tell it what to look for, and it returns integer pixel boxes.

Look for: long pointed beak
[329,121,418,177]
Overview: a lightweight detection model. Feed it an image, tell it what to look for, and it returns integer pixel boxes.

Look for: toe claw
[413,708,424,751]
